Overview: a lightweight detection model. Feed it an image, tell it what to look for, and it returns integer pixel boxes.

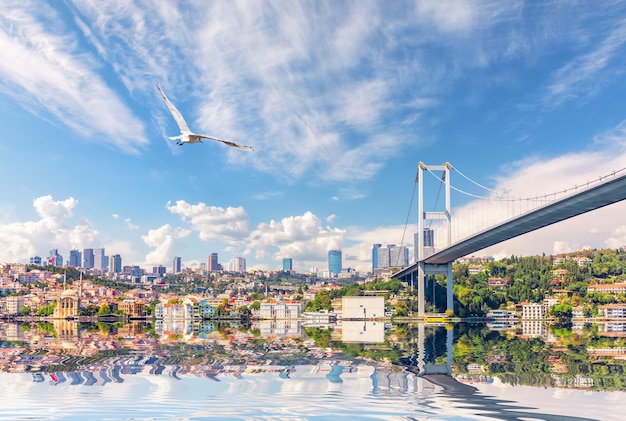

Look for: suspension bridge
[392,162,626,317]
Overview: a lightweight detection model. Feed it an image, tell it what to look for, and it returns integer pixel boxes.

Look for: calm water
[1,320,625,420]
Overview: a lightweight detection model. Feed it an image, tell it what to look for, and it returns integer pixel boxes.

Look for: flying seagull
[156,83,252,151]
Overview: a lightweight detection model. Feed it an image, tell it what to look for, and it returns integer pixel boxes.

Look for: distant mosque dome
[60,289,78,298]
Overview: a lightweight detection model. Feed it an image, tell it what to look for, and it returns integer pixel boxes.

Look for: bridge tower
[416,162,453,317]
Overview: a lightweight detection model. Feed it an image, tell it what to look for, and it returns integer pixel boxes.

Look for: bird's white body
[156,83,252,151]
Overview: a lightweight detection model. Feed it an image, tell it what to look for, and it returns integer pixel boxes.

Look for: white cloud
[0,195,99,263]
[166,200,249,242]
[246,211,346,268]
[125,218,139,230]
[141,224,190,266]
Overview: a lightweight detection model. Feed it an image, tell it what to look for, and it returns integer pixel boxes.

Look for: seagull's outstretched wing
[156,83,189,133]
[198,134,253,151]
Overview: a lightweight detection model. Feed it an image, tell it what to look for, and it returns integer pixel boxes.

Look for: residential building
[5,296,25,315]
[522,303,548,319]
[587,283,626,294]
[599,304,626,319]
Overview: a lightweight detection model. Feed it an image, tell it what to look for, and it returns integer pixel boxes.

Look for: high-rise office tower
[229,257,246,272]
[372,244,382,273]
[282,258,293,271]
[389,245,409,268]
[172,256,182,274]
[30,256,42,265]
[83,248,94,269]
[109,254,122,273]
[328,249,342,276]
[153,265,166,277]
[208,253,220,272]
[69,250,82,267]
[48,249,63,266]
[94,248,106,272]
[377,246,390,269]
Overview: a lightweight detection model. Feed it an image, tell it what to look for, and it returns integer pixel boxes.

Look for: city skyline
[2,2,626,273]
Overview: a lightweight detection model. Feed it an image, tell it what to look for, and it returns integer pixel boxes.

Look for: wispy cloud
[0,2,148,153]
[546,18,626,105]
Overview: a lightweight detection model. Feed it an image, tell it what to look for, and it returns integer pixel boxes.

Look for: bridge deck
[394,172,626,278]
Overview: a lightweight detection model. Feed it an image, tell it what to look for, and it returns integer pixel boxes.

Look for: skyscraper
[94,248,106,272]
[389,245,409,268]
[372,244,381,273]
[69,250,82,267]
[109,254,122,274]
[229,257,246,273]
[48,249,63,266]
[172,256,182,274]
[282,258,293,271]
[153,265,166,277]
[328,250,342,276]
[208,253,220,272]
[83,248,94,269]
[30,256,42,265]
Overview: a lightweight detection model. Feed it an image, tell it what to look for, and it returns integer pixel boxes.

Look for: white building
[341,296,385,319]
[259,301,303,319]
[522,303,548,319]
[228,257,246,273]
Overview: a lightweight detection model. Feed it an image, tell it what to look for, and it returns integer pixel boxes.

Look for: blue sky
[2,0,626,273]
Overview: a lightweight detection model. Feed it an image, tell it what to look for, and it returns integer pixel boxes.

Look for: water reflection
[1,319,626,420]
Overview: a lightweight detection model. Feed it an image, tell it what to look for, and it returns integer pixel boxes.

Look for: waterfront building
[5,296,25,315]
[259,301,303,319]
[117,299,145,317]
[522,303,548,319]
[172,256,182,274]
[599,304,626,319]
[328,250,342,276]
[53,289,79,319]
[283,258,293,271]
[341,296,384,319]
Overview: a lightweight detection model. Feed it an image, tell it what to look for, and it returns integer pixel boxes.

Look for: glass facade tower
[328,249,342,276]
